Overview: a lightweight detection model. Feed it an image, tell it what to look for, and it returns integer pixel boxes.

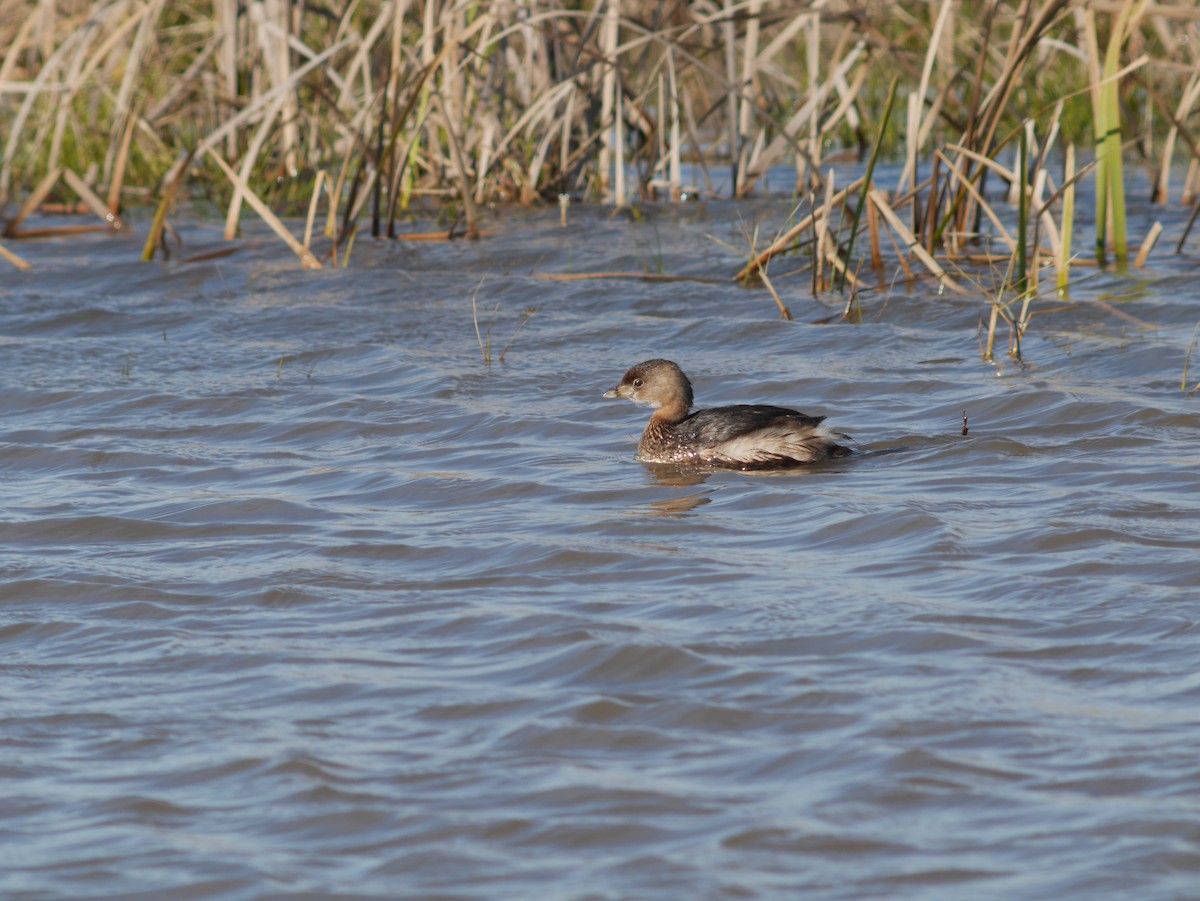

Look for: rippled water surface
[3,195,1199,900]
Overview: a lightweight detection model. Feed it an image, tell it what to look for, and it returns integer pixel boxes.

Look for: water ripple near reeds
[1,202,1199,901]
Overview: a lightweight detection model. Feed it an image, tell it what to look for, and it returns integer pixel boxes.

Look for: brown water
[2,192,1199,900]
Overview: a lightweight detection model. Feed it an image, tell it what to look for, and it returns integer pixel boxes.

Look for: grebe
[604,359,850,469]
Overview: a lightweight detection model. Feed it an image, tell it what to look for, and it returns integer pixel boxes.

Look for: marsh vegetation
[1,0,1197,358]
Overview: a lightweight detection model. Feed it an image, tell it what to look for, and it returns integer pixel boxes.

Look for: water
[2,194,1199,900]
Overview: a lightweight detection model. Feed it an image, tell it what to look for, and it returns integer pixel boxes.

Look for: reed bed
[1,0,1197,358]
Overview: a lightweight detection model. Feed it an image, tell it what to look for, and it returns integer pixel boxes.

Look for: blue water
[2,197,1199,899]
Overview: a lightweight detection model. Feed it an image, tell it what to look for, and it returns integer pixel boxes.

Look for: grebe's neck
[651,397,690,426]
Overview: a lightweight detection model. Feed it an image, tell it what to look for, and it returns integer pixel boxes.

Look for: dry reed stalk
[225,89,289,239]
[739,40,865,195]
[1087,1,1199,18]
[729,215,793,317]
[878,209,916,284]
[968,251,1072,265]
[898,0,954,194]
[737,0,763,161]
[935,150,1015,252]
[177,246,241,264]
[303,169,327,250]
[1154,72,1200,203]
[1032,165,1059,273]
[1184,160,1200,206]
[982,282,1006,361]
[1,24,71,200]
[823,62,867,140]
[61,167,123,230]
[734,176,865,282]
[807,189,819,296]
[155,34,356,192]
[805,11,820,181]
[945,143,1017,187]
[3,0,1195,291]
[655,71,666,196]
[42,10,107,179]
[666,47,681,199]
[721,0,739,193]
[203,147,322,268]
[475,115,496,206]
[106,111,138,214]
[923,152,941,254]
[1030,104,1065,267]
[266,0,299,175]
[757,264,793,320]
[522,117,561,204]
[599,0,620,202]
[867,196,882,269]
[1134,222,1162,268]
[433,92,480,239]
[826,245,864,294]
[102,0,163,190]
[3,165,62,237]
[0,239,31,270]
[813,171,836,293]
[216,0,238,157]
[0,3,41,95]
[440,2,467,162]
[811,196,830,292]
[869,188,967,295]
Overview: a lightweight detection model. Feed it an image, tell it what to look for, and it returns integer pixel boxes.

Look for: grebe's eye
[632,378,644,388]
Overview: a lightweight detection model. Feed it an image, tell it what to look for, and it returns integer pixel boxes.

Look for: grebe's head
[603,359,694,410]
